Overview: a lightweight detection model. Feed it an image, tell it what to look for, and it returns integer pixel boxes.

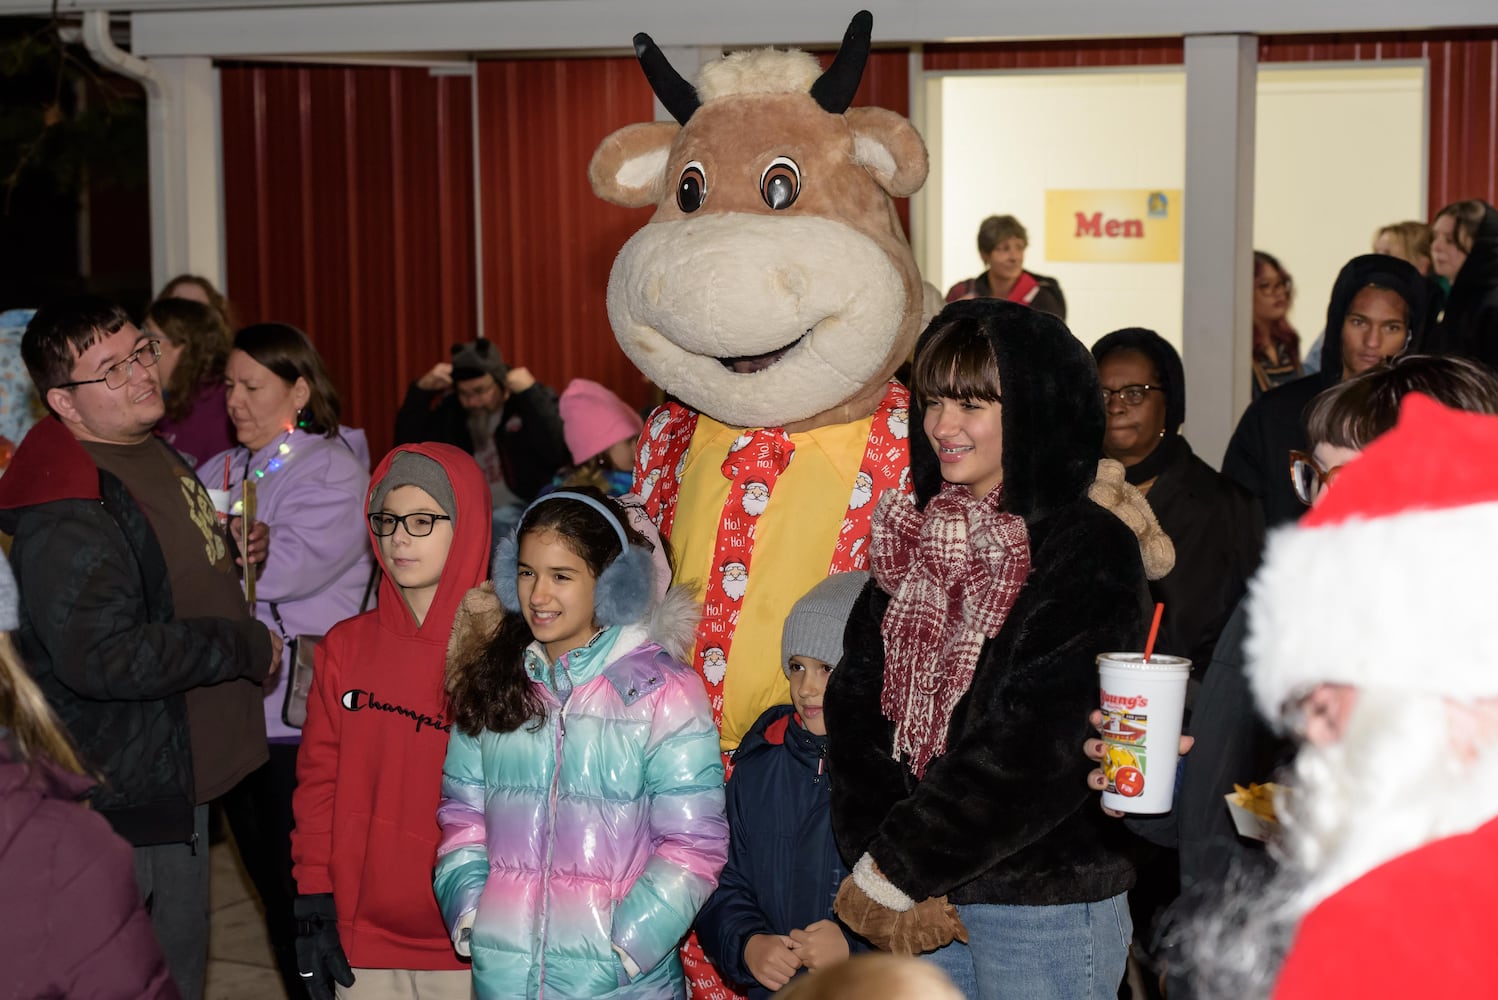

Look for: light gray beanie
[0,556,16,632]
[781,571,870,675]
[369,451,457,520]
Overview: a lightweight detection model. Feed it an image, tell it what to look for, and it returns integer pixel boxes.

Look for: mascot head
[589,11,930,432]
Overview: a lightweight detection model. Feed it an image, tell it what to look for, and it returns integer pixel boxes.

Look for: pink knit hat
[559,378,645,465]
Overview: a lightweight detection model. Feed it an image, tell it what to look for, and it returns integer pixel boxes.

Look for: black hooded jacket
[826,299,1150,907]
[1093,328,1263,675]
[1222,254,1426,529]
[1429,202,1498,371]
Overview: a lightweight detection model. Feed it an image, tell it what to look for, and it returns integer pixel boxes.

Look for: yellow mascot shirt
[675,412,875,751]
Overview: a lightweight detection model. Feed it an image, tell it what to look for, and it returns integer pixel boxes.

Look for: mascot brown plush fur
[590,11,932,756]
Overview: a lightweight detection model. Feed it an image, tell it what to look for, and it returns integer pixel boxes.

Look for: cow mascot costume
[589,11,925,996]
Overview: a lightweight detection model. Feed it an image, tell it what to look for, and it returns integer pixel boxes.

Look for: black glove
[294,893,355,1000]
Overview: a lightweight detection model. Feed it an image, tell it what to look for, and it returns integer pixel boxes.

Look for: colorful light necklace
[229,426,297,516]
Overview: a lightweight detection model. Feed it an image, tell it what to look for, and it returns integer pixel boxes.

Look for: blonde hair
[0,633,86,775]
[772,955,963,1000]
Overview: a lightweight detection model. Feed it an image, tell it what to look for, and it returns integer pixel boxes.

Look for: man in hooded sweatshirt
[1222,254,1427,528]
[291,442,491,1000]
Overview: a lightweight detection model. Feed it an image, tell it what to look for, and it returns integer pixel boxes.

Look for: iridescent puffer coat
[434,589,727,999]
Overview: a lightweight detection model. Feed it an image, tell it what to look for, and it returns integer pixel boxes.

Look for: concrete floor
[207,839,289,1000]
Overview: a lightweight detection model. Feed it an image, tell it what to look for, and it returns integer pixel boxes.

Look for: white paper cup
[1097,652,1191,814]
[205,487,233,522]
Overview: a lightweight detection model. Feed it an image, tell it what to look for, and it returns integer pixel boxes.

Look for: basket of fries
[1224,782,1280,842]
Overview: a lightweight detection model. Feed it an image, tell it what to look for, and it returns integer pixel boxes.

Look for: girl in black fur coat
[826,299,1150,1000]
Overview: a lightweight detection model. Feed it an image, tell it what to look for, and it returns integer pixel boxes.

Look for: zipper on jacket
[536,654,574,998]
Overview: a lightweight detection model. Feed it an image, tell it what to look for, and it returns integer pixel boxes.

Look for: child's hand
[744,933,801,991]
[788,919,850,972]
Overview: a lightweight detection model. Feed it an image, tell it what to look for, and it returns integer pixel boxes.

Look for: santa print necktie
[693,428,797,723]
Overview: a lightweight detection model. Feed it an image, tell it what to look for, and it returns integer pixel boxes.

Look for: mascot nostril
[589,13,933,991]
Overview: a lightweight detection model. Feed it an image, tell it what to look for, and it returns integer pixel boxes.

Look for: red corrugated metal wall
[474,57,657,412]
[922,30,1498,215]
[220,64,475,461]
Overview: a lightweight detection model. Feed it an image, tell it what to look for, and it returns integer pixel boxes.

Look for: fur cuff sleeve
[852,853,916,912]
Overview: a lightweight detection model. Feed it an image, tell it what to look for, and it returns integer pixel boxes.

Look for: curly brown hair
[147,297,231,422]
[447,489,652,737]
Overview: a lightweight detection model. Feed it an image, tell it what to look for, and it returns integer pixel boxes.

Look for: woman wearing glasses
[198,322,374,1000]
[1093,328,1263,676]
[1252,252,1302,397]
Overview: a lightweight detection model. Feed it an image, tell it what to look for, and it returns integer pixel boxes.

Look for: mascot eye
[759,157,801,211]
[677,161,708,213]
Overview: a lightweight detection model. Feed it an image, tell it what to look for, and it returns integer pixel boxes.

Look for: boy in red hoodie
[291,443,489,999]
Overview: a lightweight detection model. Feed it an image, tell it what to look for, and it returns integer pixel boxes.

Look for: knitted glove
[834,855,969,956]
[294,894,355,1000]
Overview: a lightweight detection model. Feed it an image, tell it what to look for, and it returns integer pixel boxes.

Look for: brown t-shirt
[83,438,269,802]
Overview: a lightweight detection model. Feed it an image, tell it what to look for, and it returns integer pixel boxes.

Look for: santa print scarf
[871,482,1032,778]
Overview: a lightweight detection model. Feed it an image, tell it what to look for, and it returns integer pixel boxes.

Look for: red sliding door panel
[475,57,656,412]
[221,63,475,462]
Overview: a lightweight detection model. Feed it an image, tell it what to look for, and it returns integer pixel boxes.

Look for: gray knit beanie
[781,571,869,675]
[0,556,17,632]
[369,451,457,520]
[450,338,507,384]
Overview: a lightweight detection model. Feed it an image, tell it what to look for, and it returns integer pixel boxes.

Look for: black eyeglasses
[56,340,162,391]
[1100,384,1164,407]
[369,512,452,537]
[1289,450,1347,506]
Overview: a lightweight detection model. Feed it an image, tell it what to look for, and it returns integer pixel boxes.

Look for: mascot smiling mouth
[719,333,806,373]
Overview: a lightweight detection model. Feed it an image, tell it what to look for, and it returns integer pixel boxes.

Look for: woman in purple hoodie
[198,322,374,999]
[0,556,179,998]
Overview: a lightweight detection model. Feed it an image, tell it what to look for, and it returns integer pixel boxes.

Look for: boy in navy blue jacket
[696,571,870,997]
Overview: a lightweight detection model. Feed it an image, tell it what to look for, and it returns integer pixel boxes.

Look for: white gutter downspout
[82,10,178,292]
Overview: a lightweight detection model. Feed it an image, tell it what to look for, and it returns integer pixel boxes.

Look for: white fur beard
[741,493,769,517]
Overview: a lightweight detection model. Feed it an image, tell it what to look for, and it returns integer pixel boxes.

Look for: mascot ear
[845,107,928,199]
[590,121,680,208]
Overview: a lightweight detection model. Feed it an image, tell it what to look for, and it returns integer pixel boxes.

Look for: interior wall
[1253,65,1426,360]
[927,64,1426,365]
[929,70,1187,350]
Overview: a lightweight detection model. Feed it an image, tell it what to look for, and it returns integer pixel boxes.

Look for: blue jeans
[925,893,1132,1000]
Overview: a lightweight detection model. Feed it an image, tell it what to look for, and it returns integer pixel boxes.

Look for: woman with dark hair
[1252,251,1302,395]
[1092,328,1262,673]
[198,322,374,1000]
[147,296,234,468]
[826,299,1151,999]
[1428,199,1498,368]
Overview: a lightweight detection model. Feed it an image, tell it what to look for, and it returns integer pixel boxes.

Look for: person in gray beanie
[696,571,871,997]
[393,337,570,522]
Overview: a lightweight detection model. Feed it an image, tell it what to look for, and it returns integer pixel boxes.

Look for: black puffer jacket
[0,418,271,846]
[826,299,1149,907]
[696,704,866,998]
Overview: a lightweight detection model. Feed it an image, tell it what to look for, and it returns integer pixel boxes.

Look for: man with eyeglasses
[393,339,570,535]
[1222,254,1426,529]
[0,297,282,1000]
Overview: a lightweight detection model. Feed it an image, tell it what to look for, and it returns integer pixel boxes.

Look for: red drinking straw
[1142,603,1165,662]
[221,453,231,491]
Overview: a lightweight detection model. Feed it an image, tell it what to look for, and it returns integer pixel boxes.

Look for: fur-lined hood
[445,582,702,690]
[908,299,1174,578]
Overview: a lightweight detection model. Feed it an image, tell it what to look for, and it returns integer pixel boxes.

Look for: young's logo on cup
[1101,691,1149,711]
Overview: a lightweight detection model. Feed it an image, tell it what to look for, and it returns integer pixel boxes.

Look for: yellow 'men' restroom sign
[1044,189,1183,263]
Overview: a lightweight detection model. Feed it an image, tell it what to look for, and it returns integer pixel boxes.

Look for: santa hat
[1249,394,1498,721]
[559,379,644,465]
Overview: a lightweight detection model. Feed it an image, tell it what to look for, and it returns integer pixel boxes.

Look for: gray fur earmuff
[492,492,656,627]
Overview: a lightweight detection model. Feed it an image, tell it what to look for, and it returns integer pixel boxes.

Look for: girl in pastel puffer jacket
[435,488,728,999]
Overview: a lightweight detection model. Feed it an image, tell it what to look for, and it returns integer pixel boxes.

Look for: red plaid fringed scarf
[870,482,1032,778]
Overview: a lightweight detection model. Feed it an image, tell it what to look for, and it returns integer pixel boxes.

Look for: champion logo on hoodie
[340,688,451,735]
